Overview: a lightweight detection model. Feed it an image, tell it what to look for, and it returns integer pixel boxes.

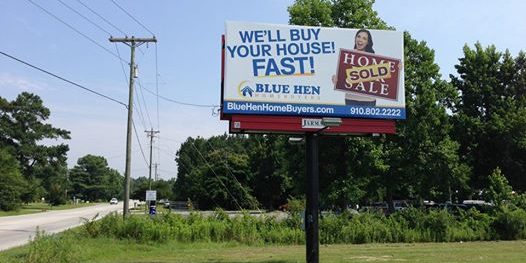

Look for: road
[0,203,121,251]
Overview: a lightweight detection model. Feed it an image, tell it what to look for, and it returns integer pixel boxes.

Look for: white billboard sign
[223,21,405,119]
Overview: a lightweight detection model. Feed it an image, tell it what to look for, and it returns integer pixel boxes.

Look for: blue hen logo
[241,86,254,97]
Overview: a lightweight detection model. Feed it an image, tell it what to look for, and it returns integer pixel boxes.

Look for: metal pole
[305,133,319,263]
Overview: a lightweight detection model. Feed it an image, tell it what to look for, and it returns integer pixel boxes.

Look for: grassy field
[1,236,525,263]
[0,202,97,217]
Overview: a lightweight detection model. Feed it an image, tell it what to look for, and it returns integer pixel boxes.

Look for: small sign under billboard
[223,22,405,119]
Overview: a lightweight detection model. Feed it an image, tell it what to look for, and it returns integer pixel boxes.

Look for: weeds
[26,229,79,263]
[72,207,526,245]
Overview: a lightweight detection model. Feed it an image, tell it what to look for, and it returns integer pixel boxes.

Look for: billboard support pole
[305,132,319,263]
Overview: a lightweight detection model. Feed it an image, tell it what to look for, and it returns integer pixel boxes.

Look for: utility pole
[145,129,159,190]
[154,163,159,181]
[110,36,157,218]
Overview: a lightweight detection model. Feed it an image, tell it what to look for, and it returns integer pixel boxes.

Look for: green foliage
[451,44,526,192]
[484,167,513,205]
[0,92,70,179]
[80,212,304,245]
[174,135,263,210]
[511,193,526,210]
[26,229,79,263]
[33,164,69,206]
[491,206,526,240]
[286,197,305,215]
[288,0,333,27]
[1,92,70,206]
[69,154,123,201]
[77,206,526,246]
[131,177,173,201]
[0,148,25,211]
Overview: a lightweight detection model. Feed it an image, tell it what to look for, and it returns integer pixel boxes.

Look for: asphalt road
[0,203,121,251]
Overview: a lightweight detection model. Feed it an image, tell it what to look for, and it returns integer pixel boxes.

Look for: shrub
[80,206,526,245]
[491,206,526,240]
[421,209,454,242]
[26,229,79,263]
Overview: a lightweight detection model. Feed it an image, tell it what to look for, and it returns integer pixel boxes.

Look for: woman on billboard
[344,29,376,106]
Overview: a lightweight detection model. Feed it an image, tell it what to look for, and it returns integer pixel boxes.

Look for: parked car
[393,200,409,211]
[110,198,118,205]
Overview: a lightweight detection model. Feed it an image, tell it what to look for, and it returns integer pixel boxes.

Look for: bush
[80,207,526,245]
[492,206,526,240]
[26,229,79,263]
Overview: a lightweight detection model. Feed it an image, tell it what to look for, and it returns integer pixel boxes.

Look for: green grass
[1,236,525,263]
[0,202,97,217]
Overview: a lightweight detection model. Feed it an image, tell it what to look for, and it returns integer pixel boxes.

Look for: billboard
[227,115,396,135]
[223,21,405,119]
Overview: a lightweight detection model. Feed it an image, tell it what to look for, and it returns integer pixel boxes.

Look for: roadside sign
[145,190,157,201]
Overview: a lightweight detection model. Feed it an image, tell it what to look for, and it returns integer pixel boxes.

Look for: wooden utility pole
[154,163,159,181]
[109,36,157,218]
[145,129,159,190]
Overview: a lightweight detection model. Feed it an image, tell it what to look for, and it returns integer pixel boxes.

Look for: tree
[372,33,471,205]
[33,162,69,205]
[130,178,172,201]
[288,0,467,208]
[287,0,393,210]
[451,45,526,192]
[0,148,26,211]
[0,92,70,178]
[0,92,70,203]
[484,167,513,205]
[69,155,122,201]
[248,135,294,210]
[130,176,149,200]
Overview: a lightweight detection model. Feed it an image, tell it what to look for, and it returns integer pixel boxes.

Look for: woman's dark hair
[354,29,375,53]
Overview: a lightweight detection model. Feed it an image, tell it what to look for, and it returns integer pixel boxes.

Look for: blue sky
[1,0,525,180]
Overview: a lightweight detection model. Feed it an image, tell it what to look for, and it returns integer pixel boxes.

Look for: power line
[56,0,112,35]
[0,50,127,107]
[206,140,262,212]
[154,146,176,158]
[140,85,219,108]
[133,97,149,137]
[26,0,127,64]
[113,43,152,131]
[133,87,148,130]
[114,43,130,86]
[158,135,182,144]
[155,44,160,131]
[75,0,127,36]
[110,0,155,36]
[131,120,150,167]
[159,136,184,143]
[136,79,154,128]
[188,140,244,211]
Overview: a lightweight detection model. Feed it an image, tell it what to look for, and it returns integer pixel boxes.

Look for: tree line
[0,92,125,210]
[0,91,179,211]
[2,0,525,213]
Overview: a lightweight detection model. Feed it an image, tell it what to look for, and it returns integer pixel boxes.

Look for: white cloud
[0,73,47,92]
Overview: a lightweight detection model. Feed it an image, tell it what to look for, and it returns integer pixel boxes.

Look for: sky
[1,0,525,180]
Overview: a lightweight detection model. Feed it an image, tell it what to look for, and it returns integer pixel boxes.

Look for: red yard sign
[335,49,401,101]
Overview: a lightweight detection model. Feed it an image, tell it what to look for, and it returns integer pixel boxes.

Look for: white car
[110,198,118,205]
